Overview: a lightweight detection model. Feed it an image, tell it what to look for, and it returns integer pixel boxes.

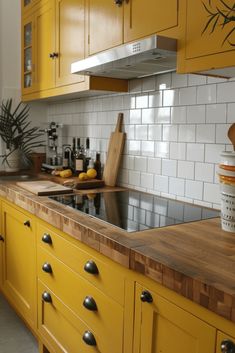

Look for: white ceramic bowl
[221,218,235,232]
[220,151,235,166]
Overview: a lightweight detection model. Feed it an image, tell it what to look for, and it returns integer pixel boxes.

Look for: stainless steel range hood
[71,35,177,80]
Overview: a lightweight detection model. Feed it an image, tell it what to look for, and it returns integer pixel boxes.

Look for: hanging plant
[202,0,235,46]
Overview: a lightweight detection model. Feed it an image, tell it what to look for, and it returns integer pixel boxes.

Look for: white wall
[0,0,47,169]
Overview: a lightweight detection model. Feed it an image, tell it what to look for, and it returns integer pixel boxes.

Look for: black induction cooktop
[49,190,219,233]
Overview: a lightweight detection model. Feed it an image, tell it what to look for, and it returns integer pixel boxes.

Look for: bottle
[71,137,76,171]
[94,153,102,180]
[85,138,91,170]
[62,150,69,169]
[75,143,86,175]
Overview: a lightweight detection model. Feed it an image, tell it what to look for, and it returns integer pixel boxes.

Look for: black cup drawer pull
[83,296,98,311]
[221,339,235,353]
[140,290,153,303]
[42,292,52,303]
[84,260,99,275]
[42,233,52,244]
[82,331,96,346]
[24,220,30,227]
[42,263,53,274]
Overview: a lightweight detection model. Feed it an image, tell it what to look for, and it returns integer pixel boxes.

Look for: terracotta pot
[5,148,21,172]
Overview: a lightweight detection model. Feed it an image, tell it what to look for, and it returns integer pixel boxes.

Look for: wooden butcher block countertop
[0,175,235,324]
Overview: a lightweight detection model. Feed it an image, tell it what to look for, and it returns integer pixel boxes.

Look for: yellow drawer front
[216,331,235,353]
[38,280,105,353]
[37,222,125,305]
[37,246,124,353]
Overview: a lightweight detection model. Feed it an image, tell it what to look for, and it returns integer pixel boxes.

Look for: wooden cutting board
[62,178,105,190]
[17,180,73,196]
[103,113,126,186]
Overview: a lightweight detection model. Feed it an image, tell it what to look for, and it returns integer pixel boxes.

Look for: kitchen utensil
[228,123,235,151]
[103,113,126,186]
[17,180,73,196]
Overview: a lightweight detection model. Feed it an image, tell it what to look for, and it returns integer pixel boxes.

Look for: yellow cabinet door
[124,0,178,43]
[35,0,56,91]
[87,0,123,55]
[55,0,85,86]
[185,0,235,59]
[0,200,3,288]
[216,331,235,353]
[134,283,216,353]
[1,203,36,329]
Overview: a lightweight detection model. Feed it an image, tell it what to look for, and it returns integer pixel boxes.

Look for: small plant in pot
[0,98,45,172]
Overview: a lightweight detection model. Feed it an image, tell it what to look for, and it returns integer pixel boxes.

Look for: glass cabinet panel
[23,21,33,89]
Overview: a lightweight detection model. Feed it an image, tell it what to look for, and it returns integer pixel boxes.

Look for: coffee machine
[41,122,64,170]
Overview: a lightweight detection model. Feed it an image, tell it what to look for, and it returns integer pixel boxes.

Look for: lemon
[87,168,97,179]
[78,172,88,181]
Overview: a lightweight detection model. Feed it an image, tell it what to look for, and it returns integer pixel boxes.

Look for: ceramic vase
[5,148,21,172]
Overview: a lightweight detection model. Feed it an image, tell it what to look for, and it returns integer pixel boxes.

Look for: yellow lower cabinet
[37,246,124,353]
[134,283,216,353]
[1,202,36,330]
[0,200,3,288]
[38,280,113,353]
[216,331,235,353]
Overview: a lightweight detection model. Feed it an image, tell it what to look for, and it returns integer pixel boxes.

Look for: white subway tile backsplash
[163,89,179,107]
[169,177,185,196]
[216,124,231,144]
[162,159,177,177]
[178,160,195,180]
[179,86,197,105]
[141,141,155,157]
[203,183,220,204]
[163,125,178,142]
[187,105,206,124]
[206,104,226,123]
[170,142,186,160]
[187,143,204,162]
[172,72,188,88]
[195,162,214,182]
[155,107,171,123]
[142,108,155,123]
[179,125,196,142]
[197,84,216,104]
[196,124,215,143]
[171,106,187,124]
[147,158,161,174]
[188,74,207,86]
[141,173,154,189]
[47,72,233,209]
[205,144,224,163]
[155,141,169,158]
[135,125,148,140]
[217,81,235,102]
[134,156,147,172]
[185,180,203,200]
[148,125,162,141]
[154,175,169,193]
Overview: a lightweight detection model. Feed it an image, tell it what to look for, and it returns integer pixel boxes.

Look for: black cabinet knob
[114,0,123,5]
[140,290,153,303]
[23,220,30,227]
[221,339,235,353]
[0,235,4,242]
[42,233,52,244]
[42,292,52,303]
[84,260,99,275]
[82,331,96,346]
[83,296,98,311]
[42,263,53,274]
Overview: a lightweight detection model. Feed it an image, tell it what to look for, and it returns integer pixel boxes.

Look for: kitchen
[0,0,235,353]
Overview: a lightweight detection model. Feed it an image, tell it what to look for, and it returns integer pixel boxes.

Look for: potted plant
[0,98,45,172]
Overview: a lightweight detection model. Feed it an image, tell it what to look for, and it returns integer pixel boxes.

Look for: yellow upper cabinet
[124,0,178,43]
[87,0,179,55]
[87,0,123,56]
[21,0,40,14]
[178,0,235,75]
